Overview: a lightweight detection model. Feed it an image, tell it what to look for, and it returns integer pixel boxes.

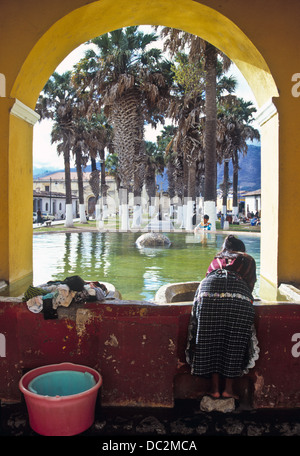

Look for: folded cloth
[23,285,48,301]
[42,292,56,299]
[84,284,96,296]
[52,284,76,309]
[94,287,106,301]
[39,284,61,293]
[83,284,106,301]
[42,299,58,319]
[62,275,85,291]
[26,296,43,313]
[89,282,108,296]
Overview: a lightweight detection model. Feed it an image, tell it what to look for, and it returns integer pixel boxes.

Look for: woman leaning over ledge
[186,235,259,400]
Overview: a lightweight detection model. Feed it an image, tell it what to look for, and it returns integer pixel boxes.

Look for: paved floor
[1,398,299,445]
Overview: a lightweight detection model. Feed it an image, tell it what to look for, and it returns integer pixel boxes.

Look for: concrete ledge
[154,282,200,304]
[0,299,299,409]
[278,283,300,303]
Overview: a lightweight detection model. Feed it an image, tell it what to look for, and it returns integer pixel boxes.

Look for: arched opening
[11,1,278,108]
[4,0,280,298]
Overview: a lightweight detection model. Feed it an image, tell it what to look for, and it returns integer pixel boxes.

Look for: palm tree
[156,125,176,195]
[36,71,77,227]
[159,28,232,230]
[106,153,121,191]
[217,95,260,215]
[143,140,165,219]
[72,59,113,223]
[155,124,188,222]
[70,116,91,223]
[84,113,113,220]
[167,51,206,228]
[82,27,173,229]
[171,54,204,186]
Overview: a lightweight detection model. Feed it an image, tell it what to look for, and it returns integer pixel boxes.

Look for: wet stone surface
[1,399,300,438]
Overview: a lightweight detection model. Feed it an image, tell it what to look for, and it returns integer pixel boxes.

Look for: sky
[33,27,259,171]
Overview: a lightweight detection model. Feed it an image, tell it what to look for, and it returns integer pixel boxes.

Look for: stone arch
[10,0,278,108]
[3,0,281,297]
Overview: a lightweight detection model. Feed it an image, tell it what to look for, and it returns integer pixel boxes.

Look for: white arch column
[256,98,279,299]
[0,98,39,286]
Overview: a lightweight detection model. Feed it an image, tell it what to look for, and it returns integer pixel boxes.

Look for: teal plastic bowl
[28,370,96,397]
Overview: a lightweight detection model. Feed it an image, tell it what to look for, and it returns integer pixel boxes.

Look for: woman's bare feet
[207,373,221,398]
[208,391,221,399]
[222,378,239,400]
[222,391,239,400]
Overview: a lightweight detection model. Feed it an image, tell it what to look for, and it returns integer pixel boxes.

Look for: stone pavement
[1,398,300,441]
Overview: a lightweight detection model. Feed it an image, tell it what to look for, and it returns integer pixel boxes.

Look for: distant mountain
[33,167,61,178]
[217,144,261,191]
[156,144,261,193]
[33,163,102,178]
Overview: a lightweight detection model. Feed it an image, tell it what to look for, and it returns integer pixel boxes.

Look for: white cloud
[227,64,258,108]
[33,120,65,169]
[33,43,95,170]
[55,43,94,74]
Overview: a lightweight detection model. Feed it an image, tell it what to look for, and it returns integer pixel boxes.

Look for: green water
[33,231,261,301]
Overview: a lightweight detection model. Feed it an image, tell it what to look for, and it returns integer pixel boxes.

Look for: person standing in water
[194,214,212,233]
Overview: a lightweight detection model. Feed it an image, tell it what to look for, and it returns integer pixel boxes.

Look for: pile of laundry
[23,275,108,319]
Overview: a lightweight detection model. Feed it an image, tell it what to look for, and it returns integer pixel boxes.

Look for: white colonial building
[33,170,119,219]
[243,189,261,216]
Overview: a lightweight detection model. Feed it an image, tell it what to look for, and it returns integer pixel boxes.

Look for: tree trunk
[187,165,196,229]
[99,149,106,197]
[145,166,156,222]
[99,148,108,220]
[91,156,97,172]
[110,88,143,190]
[222,159,229,215]
[119,187,129,231]
[75,145,87,224]
[187,165,196,201]
[64,148,73,227]
[232,151,239,215]
[204,43,217,230]
[132,162,144,228]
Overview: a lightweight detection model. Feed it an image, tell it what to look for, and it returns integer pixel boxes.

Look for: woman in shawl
[186,235,259,399]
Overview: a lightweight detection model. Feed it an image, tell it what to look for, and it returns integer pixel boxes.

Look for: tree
[71,117,90,223]
[159,28,232,229]
[36,71,76,227]
[84,112,113,220]
[143,140,165,218]
[170,51,205,224]
[71,59,114,222]
[156,125,177,199]
[82,27,173,228]
[106,153,121,191]
[217,95,260,215]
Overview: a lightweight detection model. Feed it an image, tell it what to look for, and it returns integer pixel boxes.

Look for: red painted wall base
[0,300,299,409]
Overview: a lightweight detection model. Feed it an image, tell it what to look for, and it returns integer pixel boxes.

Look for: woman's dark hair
[216,235,246,258]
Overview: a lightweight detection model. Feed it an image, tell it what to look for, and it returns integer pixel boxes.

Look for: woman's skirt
[185,269,259,378]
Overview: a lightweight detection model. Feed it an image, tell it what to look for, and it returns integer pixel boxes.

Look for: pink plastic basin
[19,362,102,436]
